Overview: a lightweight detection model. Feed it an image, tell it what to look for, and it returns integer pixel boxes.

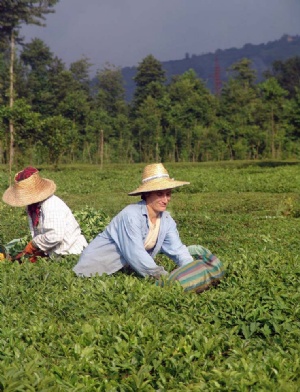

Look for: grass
[0,161,299,391]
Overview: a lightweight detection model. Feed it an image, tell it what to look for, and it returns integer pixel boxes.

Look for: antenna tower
[214,55,222,96]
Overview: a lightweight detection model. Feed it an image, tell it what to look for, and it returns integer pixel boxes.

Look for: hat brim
[2,178,56,207]
[128,178,190,196]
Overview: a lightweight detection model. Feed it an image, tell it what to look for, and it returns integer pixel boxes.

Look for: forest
[0,1,300,168]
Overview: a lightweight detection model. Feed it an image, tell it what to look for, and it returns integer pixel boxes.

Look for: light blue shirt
[73,200,193,278]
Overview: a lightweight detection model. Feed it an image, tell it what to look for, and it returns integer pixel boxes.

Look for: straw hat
[2,169,56,207]
[128,163,190,196]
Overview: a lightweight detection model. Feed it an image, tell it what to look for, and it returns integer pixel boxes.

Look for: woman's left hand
[14,241,46,263]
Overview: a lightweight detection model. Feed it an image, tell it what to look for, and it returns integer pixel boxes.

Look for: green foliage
[3,99,42,164]
[40,115,76,166]
[96,63,126,116]
[0,163,299,390]
[132,54,166,116]
[1,43,300,163]
[134,96,162,162]
[58,90,91,125]
[0,0,58,34]
[0,197,29,244]
[73,206,111,243]
[268,55,300,98]
[227,58,257,85]
[166,70,217,161]
[69,57,93,94]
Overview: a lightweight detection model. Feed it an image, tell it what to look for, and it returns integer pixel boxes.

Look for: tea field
[0,161,299,391]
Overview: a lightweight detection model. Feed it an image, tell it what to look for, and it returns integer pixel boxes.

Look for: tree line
[0,1,300,168]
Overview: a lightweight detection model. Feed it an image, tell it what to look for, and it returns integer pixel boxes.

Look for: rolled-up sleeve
[160,218,193,267]
[111,211,167,278]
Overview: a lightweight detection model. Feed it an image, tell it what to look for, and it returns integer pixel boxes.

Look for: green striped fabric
[162,245,225,293]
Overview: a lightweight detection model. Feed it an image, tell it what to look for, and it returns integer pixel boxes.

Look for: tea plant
[0,161,299,391]
[73,206,111,242]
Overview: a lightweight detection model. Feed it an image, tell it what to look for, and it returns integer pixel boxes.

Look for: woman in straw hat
[73,163,225,292]
[2,167,88,262]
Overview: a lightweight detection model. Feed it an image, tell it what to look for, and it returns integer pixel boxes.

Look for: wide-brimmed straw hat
[2,168,56,207]
[128,163,190,196]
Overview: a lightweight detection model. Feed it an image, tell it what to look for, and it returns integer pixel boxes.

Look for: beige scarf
[144,216,161,250]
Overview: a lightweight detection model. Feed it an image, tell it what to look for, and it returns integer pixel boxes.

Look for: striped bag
[163,245,225,293]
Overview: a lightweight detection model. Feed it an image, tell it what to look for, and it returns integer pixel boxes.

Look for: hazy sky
[21,0,300,73]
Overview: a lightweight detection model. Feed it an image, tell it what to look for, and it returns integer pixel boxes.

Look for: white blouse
[28,195,87,256]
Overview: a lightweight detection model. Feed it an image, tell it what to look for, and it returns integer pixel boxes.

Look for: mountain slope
[122,34,300,101]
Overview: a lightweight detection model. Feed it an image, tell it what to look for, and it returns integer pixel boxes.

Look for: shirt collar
[138,199,164,221]
[138,199,148,216]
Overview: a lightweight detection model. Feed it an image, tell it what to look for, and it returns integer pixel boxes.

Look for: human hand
[14,241,45,263]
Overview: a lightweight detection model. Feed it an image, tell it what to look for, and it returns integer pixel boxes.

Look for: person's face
[145,189,172,215]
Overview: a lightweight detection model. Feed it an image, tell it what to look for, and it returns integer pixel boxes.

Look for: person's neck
[147,206,159,223]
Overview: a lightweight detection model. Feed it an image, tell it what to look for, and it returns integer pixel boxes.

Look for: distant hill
[121,34,300,101]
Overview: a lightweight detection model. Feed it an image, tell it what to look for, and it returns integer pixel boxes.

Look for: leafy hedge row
[0,249,299,391]
[0,162,299,390]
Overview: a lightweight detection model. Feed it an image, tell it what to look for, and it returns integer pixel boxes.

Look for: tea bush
[0,161,299,391]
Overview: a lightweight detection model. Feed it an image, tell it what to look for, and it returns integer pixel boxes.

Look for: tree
[96,63,127,117]
[0,52,9,105]
[192,125,225,162]
[20,38,56,114]
[58,90,90,127]
[218,58,260,159]
[69,56,92,95]
[285,88,300,158]
[91,63,130,163]
[0,0,59,176]
[227,58,257,85]
[47,57,74,116]
[85,109,113,164]
[167,70,216,161]
[259,77,288,159]
[265,56,300,99]
[133,96,162,162]
[131,55,166,116]
[40,115,74,167]
[3,98,42,164]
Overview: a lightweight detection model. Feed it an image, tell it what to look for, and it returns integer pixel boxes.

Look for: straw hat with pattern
[2,167,56,207]
[128,163,190,196]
